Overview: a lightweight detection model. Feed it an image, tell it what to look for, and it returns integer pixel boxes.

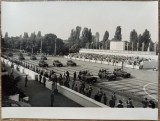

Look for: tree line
[2,26,155,55]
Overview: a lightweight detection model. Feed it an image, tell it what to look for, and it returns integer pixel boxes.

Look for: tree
[43,33,57,54]
[103,30,109,41]
[23,32,29,39]
[114,26,122,41]
[80,27,92,47]
[68,26,82,47]
[5,32,8,38]
[69,44,81,53]
[68,29,76,47]
[138,34,143,51]
[30,32,37,53]
[143,29,151,51]
[130,29,138,50]
[75,26,81,42]
[37,31,42,38]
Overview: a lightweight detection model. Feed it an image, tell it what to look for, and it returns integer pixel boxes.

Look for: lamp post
[54,38,57,56]
[40,37,43,54]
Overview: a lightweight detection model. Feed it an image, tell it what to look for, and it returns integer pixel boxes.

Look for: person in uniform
[117,100,124,108]
[50,91,54,107]
[66,71,70,81]
[126,97,134,108]
[72,80,75,90]
[74,84,78,92]
[148,100,155,109]
[103,93,107,105]
[109,98,115,108]
[112,92,117,102]
[98,88,103,102]
[25,75,28,87]
[88,85,93,97]
[73,71,77,81]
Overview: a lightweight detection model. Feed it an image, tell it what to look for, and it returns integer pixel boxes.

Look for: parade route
[11,54,158,106]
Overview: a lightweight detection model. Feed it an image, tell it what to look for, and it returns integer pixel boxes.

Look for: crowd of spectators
[68,53,152,66]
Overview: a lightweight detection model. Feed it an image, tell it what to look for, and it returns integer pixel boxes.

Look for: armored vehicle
[67,60,76,66]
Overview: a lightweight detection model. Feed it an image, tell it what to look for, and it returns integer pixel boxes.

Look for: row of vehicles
[98,68,131,80]
[39,60,77,67]
[78,68,131,84]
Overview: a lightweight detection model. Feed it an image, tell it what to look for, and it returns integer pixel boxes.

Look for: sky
[1,1,158,42]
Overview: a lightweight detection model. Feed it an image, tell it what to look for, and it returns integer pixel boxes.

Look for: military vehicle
[53,60,63,67]
[78,70,97,84]
[98,70,116,81]
[113,68,131,78]
[27,52,31,56]
[67,60,77,66]
[39,60,48,67]
[30,55,37,60]
[41,55,47,60]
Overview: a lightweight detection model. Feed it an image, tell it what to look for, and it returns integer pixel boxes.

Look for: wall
[57,84,108,107]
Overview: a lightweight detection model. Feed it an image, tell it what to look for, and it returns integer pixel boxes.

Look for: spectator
[88,85,93,97]
[142,97,149,108]
[103,93,107,105]
[10,67,14,76]
[112,92,117,102]
[66,71,70,81]
[50,91,54,107]
[25,75,28,87]
[73,71,77,81]
[58,74,63,85]
[94,92,99,102]
[39,74,42,83]
[64,80,70,88]
[63,71,66,79]
[71,80,75,89]
[84,87,89,96]
[11,63,14,68]
[117,100,124,108]
[126,98,134,108]
[109,98,115,108]
[43,76,46,86]
[74,84,78,92]
[98,88,103,102]
[148,100,155,109]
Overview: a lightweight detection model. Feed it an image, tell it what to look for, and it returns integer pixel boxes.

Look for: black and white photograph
[1,1,158,120]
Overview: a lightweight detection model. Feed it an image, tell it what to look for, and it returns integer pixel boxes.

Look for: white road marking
[143,83,158,102]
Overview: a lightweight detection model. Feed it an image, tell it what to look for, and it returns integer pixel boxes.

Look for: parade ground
[12,53,158,106]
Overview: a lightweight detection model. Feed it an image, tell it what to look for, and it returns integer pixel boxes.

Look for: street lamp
[40,37,43,54]
[54,38,57,56]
